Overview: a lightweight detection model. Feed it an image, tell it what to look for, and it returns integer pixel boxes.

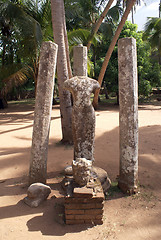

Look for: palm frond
[1,64,32,96]
[108,5,123,23]
[99,22,113,37]
[0,0,43,47]
[143,16,161,58]
[68,28,101,46]
[144,17,159,33]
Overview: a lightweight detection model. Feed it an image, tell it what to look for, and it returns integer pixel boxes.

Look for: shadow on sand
[0,103,161,237]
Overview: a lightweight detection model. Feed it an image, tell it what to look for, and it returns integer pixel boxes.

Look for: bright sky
[128,0,160,31]
[112,0,160,31]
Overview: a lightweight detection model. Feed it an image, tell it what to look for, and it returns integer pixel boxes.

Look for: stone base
[65,186,104,225]
[118,180,138,195]
[63,165,111,196]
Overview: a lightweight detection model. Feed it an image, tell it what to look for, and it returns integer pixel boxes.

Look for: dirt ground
[0,101,161,240]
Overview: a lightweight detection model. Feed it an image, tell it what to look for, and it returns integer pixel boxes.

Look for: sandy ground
[0,101,161,240]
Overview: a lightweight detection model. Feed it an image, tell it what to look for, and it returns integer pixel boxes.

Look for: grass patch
[107,181,122,199]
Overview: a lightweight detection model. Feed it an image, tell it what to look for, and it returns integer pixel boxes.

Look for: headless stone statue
[64,76,100,162]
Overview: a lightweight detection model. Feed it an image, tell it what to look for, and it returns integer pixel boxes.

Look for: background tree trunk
[62,1,73,79]
[92,0,136,109]
[51,0,73,143]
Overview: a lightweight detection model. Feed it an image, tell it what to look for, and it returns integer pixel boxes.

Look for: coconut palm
[51,0,73,143]
[0,0,53,107]
[143,13,161,64]
[64,0,137,109]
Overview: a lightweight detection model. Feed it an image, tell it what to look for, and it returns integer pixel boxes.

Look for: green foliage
[94,20,161,98]
[139,79,152,96]
[68,28,97,46]
[0,0,52,100]
[122,21,161,97]
[143,16,161,66]
[143,17,161,55]
[1,0,160,103]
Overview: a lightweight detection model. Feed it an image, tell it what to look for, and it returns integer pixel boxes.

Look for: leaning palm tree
[66,0,137,109]
[92,0,137,109]
[87,0,115,51]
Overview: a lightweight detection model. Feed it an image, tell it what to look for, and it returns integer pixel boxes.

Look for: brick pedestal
[65,187,104,225]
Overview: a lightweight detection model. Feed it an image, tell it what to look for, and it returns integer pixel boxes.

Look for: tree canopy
[0,0,160,107]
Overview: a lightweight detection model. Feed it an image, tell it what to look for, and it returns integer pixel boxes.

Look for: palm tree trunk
[87,0,114,51]
[62,0,73,79]
[2,44,6,66]
[131,7,134,24]
[92,0,136,110]
[51,0,73,143]
[159,0,161,64]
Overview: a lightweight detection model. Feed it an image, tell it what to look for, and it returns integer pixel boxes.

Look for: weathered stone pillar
[73,44,87,76]
[29,41,58,185]
[118,37,138,194]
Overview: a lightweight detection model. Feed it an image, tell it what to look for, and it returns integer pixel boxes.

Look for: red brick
[93,192,104,200]
[65,209,84,215]
[82,202,103,209]
[65,203,103,210]
[95,203,103,209]
[65,197,85,204]
[66,219,84,225]
[75,214,96,220]
[65,214,75,220]
[81,203,103,209]
[65,204,81,209]
[73,187,93,198]
[84,219,103,225]
[84,209,103,215]
[95,215,103,220]
[65,197,103,204]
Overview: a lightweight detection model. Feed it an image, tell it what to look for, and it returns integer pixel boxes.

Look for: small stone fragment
[24,183,51,207]
[72,158,92,186]
[101,179,111,195]
[61,176,74,197]
[92,166,108,183]
[64,165,73,176]
[91,166,111,194]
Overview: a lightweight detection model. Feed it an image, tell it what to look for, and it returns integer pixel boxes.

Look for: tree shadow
[1,103,161,237]
[94,124,161,197]
[0,110,60,135]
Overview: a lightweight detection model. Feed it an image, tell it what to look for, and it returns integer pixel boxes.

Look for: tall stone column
[73,44,87,76]
[118,37,138,194]
[29,41,58,185]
